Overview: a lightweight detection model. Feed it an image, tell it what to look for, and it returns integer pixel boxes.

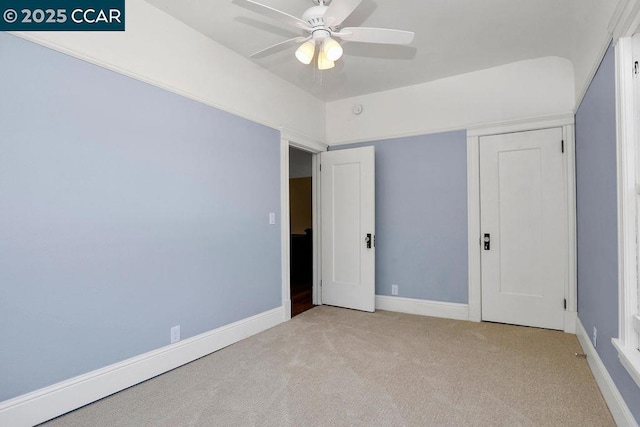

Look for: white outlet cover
[171,325,180,344]
[269,212,276,225]
[391,284,398,295]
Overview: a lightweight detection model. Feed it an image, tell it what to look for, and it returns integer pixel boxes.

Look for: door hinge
[563,298,567,310]
[561,140,565,153]
[320,279,322,287]
[319,164,322,171]
[634,60,639,76]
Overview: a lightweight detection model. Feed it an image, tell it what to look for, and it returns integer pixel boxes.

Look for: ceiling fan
[235,0,415,70]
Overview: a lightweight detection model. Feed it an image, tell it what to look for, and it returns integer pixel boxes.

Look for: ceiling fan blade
[324,0,362,29]
[234,0,311,31]
[250,36,310,58]
[334,27,415,45]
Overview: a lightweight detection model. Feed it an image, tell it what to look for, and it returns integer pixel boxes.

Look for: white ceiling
[144,0,616,102]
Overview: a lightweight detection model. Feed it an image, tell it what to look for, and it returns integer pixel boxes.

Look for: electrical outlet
[391,284,398,296]
[171,325,180,344]
[269,212,276,225]
[592,327,597,348]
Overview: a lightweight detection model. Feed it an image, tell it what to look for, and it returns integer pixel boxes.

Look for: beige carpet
[43,307,614,426]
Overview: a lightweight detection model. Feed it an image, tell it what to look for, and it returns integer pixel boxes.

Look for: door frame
[280,127,328,321]
[466,114,577,333]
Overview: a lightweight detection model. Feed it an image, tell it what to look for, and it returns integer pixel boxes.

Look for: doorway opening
[289,147,314,317]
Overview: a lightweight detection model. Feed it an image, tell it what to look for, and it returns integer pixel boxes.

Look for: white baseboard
[375,295,469,321]
[576,318,637,426]
[0,306,284,427]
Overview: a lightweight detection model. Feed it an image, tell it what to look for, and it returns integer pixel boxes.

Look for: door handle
[365,233,372,249]
[484,233,490,250]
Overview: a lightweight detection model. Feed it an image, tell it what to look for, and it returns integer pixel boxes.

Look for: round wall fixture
[352,103,363,115]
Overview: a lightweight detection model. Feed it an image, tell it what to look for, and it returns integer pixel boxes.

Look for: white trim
[564,311,577,334]
[613,339,640,390]
[0,307,284,427]
[563,124,578,316]
[576,319,637,427]
[311,154,322,305]
[375,295,469,321]
[615,35,640,384]
[328,114,575,148]
[328,124,469,147]
[10,33,322,142]
[281,127,327,153]
[609,0,640,40]
[466,115,577,332]
[280,128,328,318]
[467,135,482,322]
[280,137,292,322]
[467,113,574,137]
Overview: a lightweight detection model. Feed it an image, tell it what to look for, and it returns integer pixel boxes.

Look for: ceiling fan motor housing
[303,6,329,30]
[303,5,334,42]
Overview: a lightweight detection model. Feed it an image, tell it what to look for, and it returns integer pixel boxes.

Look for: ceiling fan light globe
[317,49,335,70]
[323,38,343,61]
[295,40,316,65]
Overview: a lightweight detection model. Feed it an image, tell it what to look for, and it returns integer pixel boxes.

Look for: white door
[320,146,375,312]
[480,128,567,330]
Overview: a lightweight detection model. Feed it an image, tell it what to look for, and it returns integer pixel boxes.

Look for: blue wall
[575,44,640,421]
[0,34,281,401]
[331,131,468,303]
